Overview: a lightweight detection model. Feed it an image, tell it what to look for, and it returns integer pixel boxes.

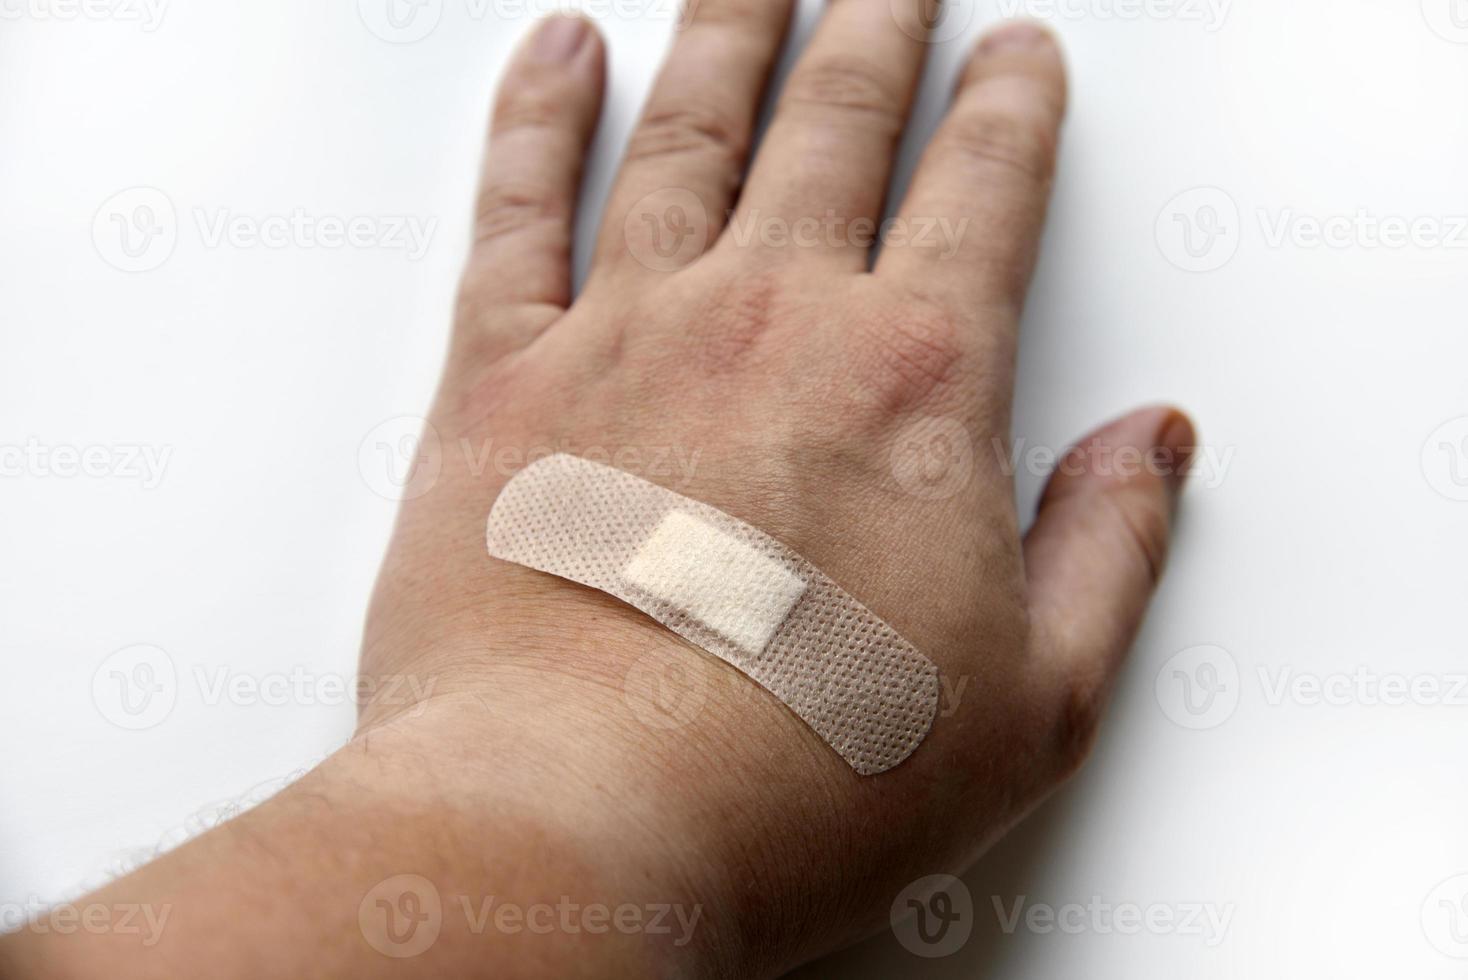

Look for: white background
[4,0,1468,976]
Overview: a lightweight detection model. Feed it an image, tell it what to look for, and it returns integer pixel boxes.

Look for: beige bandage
[484,454,940,775]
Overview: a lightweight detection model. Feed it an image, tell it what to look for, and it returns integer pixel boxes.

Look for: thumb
[1023,406,1195,707]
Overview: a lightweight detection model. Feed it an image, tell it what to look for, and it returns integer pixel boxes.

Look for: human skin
[0,6,1195,979]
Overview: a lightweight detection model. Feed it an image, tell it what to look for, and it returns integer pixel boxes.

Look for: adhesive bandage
[484,454,940,776]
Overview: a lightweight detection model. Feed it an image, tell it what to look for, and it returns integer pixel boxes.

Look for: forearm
[0,705,713,980]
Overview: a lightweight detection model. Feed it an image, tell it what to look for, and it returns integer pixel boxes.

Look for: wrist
[335,704,716,978]
[347,677,745,978]
[356,580,867,976]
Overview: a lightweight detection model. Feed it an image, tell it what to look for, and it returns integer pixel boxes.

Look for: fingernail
[978,20,1054,54]
[1153,410,1197,495]
[531,15,589,63]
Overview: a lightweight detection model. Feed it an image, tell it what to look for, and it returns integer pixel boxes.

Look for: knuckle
[783,55,905,128]
[449,339,539,422]
[624,102,746,172]
[678,271,787,375]
[848,304,970,413]
[942,97,1058,184]
[473,182,568,247]
[492,87,563,135]
[1104,484,1171,587]
[1051,668,1106,776]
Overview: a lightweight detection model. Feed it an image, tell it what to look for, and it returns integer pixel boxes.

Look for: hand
[0,8,1195,979]
[357,5,1194,975]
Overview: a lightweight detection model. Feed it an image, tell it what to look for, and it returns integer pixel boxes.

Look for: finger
[1022,408,1195,747]
[591,0,794,279]
[456,16,604,356]
[724,0,930,270]
[877,22,1066,314]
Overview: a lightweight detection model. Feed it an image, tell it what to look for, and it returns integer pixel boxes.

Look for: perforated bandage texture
[484,454,941,776]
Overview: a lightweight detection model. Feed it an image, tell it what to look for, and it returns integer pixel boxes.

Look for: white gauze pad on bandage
[484,454,940,776]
